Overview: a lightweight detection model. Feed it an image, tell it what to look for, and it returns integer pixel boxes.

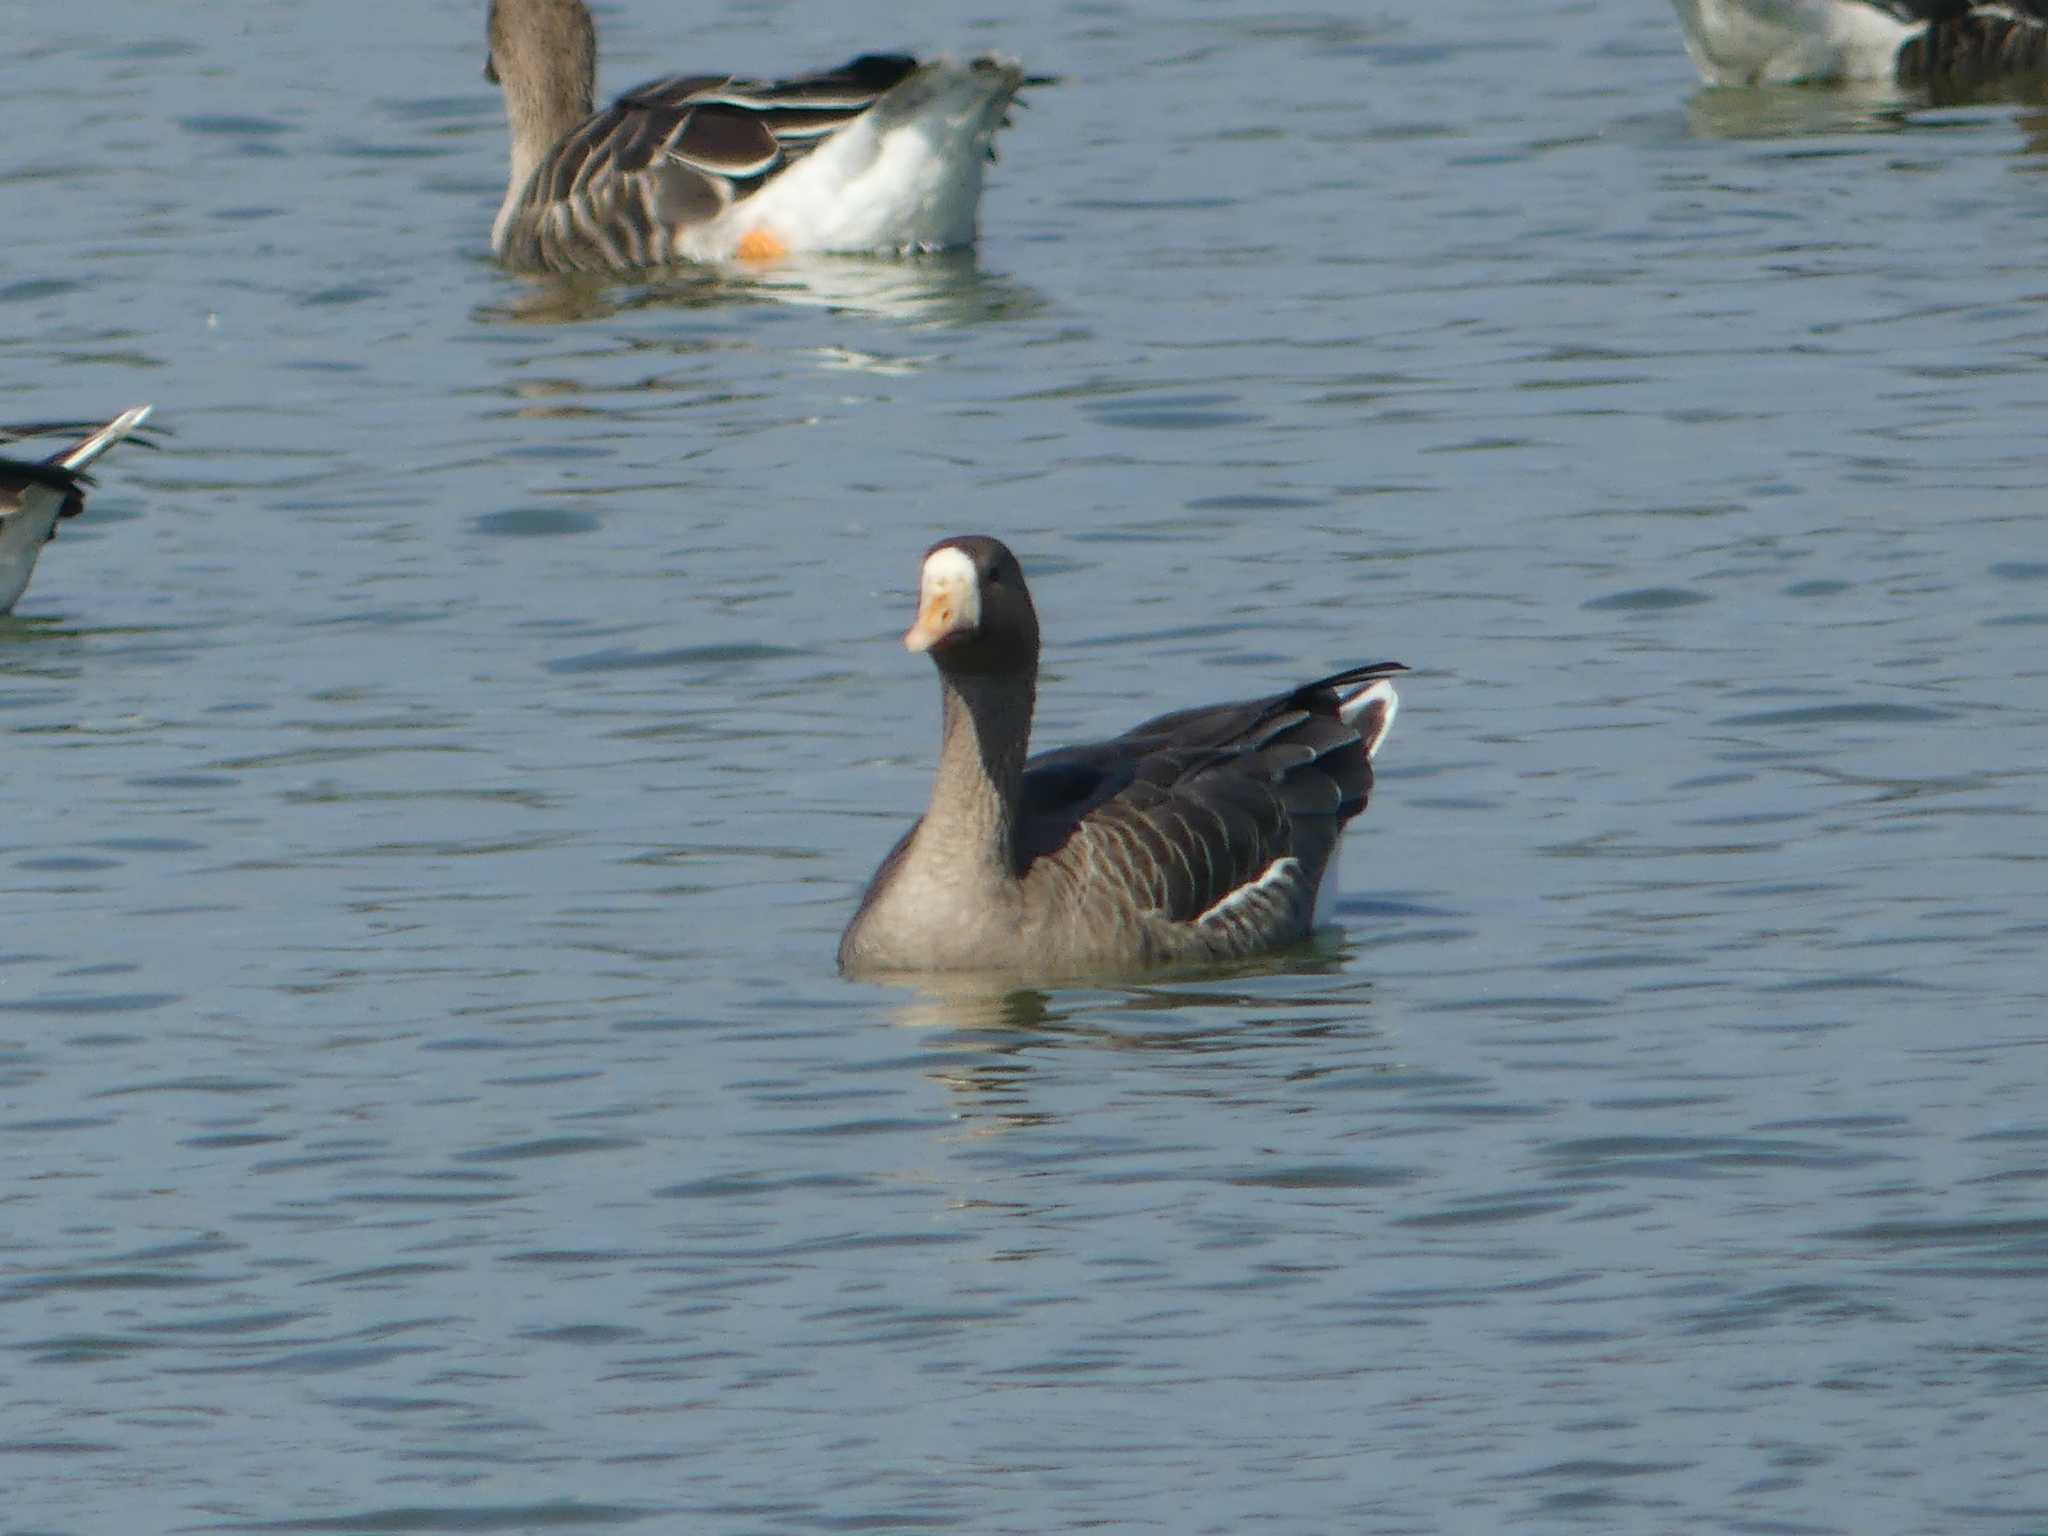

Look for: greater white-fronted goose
[485,0,1041,272]
[0,406,154,615]
[1672,0,2048,85]
[839,537,1405,979]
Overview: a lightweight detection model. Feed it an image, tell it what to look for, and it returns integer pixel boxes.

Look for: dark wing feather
[0,458,89,525]
[1878,0,2048,19]
[647,54,921,167]
[1017,662,1404,924]
[659,105,782,177]
[690,53,923,115]
[0,422,106,446]
[0,421,163,452]
[0,413,157,538]
[1015,751,1132,830]
[1899,1,2048,78]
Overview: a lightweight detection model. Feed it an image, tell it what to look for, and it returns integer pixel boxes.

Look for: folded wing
[502,55,923,269]
[1016,663,1404,935]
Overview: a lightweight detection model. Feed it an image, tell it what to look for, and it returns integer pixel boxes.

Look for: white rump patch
[1339,679,1400,760]
[1198,856,1303,926]
[707,59,1025,258]
[1670,0,1918,85]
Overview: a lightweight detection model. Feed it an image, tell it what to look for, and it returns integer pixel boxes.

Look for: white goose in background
[839,537,1404,980]
[485,0,1042,272]
[1672,0,2048,85]
[0,407,154,615]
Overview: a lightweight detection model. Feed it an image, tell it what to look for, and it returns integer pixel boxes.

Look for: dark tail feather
[0,458,91,521]
[1301,660,1406,696]
[0,420,166,452]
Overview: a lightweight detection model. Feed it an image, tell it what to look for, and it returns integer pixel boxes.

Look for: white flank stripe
[1198,856,1302,926]
[1670,0,1919,85]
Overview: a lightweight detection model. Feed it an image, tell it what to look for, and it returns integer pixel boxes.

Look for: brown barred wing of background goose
[838,536,1405,979]
[502,58,918,270]
[1900,0,2048,79]
[487,0,1039,272]
[0,406,155,615]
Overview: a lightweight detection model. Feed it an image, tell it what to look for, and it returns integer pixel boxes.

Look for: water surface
[4,1,2046,1531]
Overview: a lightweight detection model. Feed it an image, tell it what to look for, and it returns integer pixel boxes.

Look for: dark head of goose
[903,535,1040,677]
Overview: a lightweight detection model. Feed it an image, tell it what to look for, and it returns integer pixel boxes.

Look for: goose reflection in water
[479,249,1048,330]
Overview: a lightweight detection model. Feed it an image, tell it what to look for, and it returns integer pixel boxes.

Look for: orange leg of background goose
[735,229,789,264]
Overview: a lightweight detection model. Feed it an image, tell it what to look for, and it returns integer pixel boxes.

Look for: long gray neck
[494,49,594,252]
[919,667,1035,882]
[503,66,593,193]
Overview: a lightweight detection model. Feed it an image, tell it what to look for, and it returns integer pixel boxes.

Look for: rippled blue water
[4,0,2047,1531]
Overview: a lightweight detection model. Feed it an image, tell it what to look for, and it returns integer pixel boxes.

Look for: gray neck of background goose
[500,20,595,197]
[922,668,1035,882]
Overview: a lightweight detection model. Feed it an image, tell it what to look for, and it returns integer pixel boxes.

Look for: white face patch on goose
[904,545,982,653]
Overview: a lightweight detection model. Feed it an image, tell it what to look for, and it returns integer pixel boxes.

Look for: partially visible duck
[839,537,1405,979]
[0,406,154,614]
[485,0,1040,272]
[1671,0,2048,86]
